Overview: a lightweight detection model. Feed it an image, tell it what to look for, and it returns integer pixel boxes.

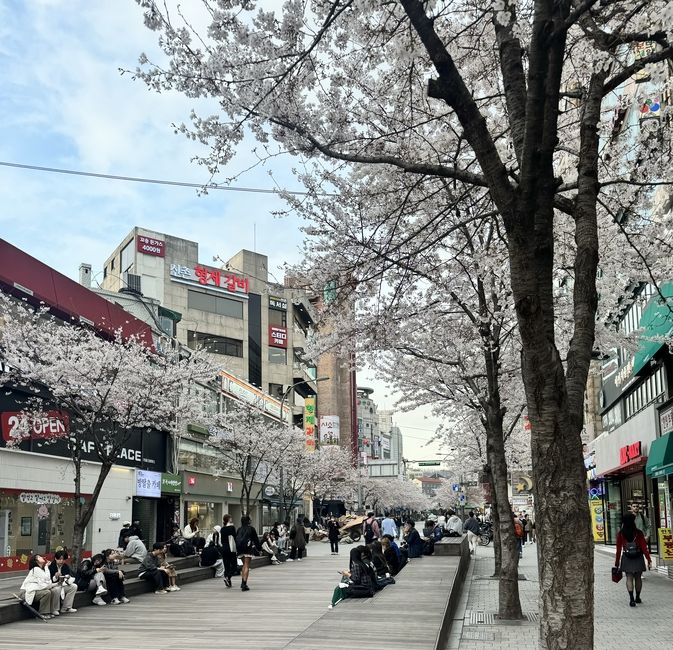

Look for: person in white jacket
[183,517,206,552]
[20,555,62,618]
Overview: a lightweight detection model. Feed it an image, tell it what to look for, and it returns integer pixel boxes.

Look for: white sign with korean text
[135,469,162,498]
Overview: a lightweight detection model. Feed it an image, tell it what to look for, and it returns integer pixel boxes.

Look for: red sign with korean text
[1,411,70,443]
[269,325,288,348]
[619,441,642,465]
[136,235,165,257]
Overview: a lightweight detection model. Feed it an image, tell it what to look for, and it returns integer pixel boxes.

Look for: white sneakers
[120,597,130,603]
[166,585,180,591]
[95,585,107,596]
[155,589,167,594]
[92,596,106,606]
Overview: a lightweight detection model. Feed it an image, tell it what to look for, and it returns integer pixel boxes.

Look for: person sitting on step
[48,550,78,614]
[20,554,64,619]
[75,553,109,606]
[139,543,173,594]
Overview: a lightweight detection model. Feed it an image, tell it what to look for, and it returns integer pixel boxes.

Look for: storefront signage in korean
[658,527,673,561]
[136,235,165,257]
[136,469,162,498]
[161,473,182,494]
[1,411,69,443]
[304,397,316,452]
[269,296,287,310]
[660,405,673,437]
[19,492,62,505]
[169,263,249,296]
[269,325,288,349]
[319,415,340,445]
[219,370,289,421]
[619,441,642,465]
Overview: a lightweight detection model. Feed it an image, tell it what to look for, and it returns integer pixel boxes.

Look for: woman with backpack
[615,512,651,607]
[235,515,260,591]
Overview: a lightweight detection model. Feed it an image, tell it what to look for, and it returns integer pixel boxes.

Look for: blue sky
[0,0,444,460]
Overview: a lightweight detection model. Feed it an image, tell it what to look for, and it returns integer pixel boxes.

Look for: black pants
[105,572,126,599]
[330,539,339,553]
[345,584,373,598]
[222,552,237,578]
[142,569,169,590]
[290,546,305,560]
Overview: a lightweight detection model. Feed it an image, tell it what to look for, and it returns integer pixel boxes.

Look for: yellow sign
[658,527,673,561]
[304,397,316,453]
[589,499,605,542]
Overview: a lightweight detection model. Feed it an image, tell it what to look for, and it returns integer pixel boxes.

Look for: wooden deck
[0,542,464,649]
[286,554,463,650]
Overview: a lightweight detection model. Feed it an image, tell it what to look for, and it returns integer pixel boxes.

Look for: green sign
[161,473,182,494]
[417,461,440,466]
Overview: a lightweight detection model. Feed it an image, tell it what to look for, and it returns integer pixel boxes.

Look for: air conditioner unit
[121,272,142,295]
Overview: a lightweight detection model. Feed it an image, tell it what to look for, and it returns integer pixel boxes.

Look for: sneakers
[51,611,60,616]
[224,576,232,588]
[155,589,167,594]
[110,598,121,605]
[297,558,302,562]
[120,597,130,604]
[286,558,294,561]
[92,596,106,606]
[95,585,108,596]
[60,608,77,613]
[166,585,180,592]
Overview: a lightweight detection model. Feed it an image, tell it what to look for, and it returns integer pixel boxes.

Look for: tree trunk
[70,459,113,567]
[487,469,501,577]
[509,242,594,648]
[486,410,522,620]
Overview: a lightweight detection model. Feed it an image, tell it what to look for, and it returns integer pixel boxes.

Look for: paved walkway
[449,542,673,649]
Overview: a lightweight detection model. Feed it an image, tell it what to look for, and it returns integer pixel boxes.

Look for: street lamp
[278,376,330,424]
[277,376,329,522]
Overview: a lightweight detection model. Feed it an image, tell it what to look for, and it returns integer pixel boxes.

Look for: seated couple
[75,549,129,605]
[330,544,396,608]
[139,543,181,594]
[20,551,78,618]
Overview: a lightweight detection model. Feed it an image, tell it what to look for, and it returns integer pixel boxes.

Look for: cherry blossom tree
[134,1,673,645]
[308,445,358,516]
[206,401,302,517]
[0,292,216,564]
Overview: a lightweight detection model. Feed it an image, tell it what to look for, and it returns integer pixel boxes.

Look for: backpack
[169,542,185,558]
[364,519,375,543]
[514,522,524,538]
[236,526,257,555]
[200,543,220,567]
[624,536,642,559]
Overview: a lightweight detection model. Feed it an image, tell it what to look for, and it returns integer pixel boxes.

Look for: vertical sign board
[658,528,673,562]
[304,397,316,453]
[588,486,605,542]
[319,415,340,445]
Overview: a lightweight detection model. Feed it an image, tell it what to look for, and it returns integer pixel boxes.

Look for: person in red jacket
[615,512,651,607]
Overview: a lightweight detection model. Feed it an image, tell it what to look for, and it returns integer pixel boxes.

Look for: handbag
[611,566,623,583]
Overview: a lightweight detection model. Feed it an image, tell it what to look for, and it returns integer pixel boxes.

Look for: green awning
[646,432,673,478]
[633,283,673,375]
[159,306,182,322]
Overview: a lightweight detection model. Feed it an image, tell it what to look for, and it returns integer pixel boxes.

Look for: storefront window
[604,480,622,544]
[0,489,90,573]
[184,501,219,535]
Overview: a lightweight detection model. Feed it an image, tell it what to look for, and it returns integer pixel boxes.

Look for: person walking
[288,516,307,561]
[327,515,340,555]
[519,512,529,544]
[631,504,651,544]
[220,514,238,588]
[615,512,651,606]
[363,512,380,544]
[235,515,260,591]
[381,513,398,539]
[463,511,480,555]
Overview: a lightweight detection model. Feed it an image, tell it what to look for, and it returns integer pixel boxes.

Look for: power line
[0,160,317,196]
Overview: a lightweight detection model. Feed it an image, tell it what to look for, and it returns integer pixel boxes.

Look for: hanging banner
[319,415,340,445]
[304,397,316,453]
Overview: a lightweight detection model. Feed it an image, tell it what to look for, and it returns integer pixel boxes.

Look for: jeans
[141,569,169,590]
